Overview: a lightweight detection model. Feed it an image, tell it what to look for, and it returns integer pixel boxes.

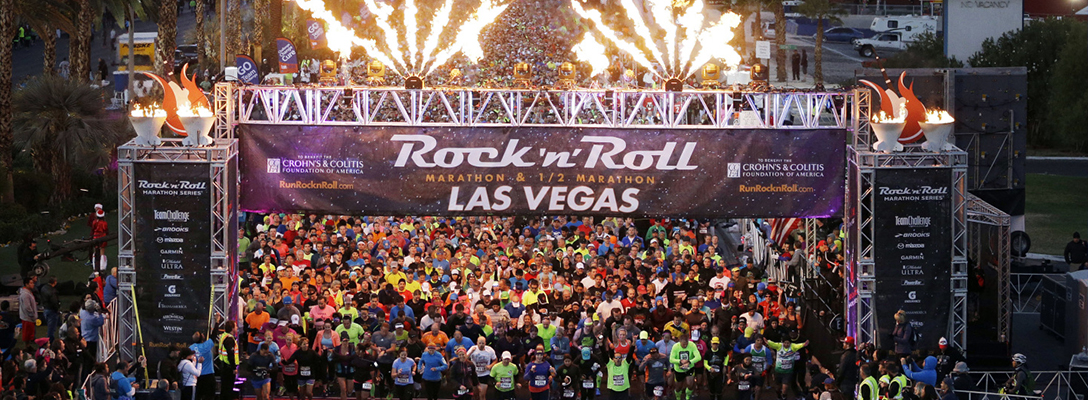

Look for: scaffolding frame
[966,193,1012,344]
[116,139,238,361]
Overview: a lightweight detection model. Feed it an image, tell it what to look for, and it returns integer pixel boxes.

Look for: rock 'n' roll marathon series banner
[873,168,953,351]
[239,125,847,218]
[133,162,212,366]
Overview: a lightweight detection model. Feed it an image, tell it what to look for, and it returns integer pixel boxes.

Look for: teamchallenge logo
[266,157,365,174]
[726,160,826,178]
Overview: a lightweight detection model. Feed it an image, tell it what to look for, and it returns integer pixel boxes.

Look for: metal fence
[1009,273,1064,314]
[958,390,1045,400]
[969,371,1088,400]
[98,299,118,362]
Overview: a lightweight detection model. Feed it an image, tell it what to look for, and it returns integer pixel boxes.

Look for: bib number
[498,377,513,390]
[712,366,721,373]
[476,365,488,375]
[457,388,469,396]
[653,386,665,396]
[612,374,626,387]
[583,379,595,389]
[534,376,547,386]
[300,366,312,377]
[738,382,750,391]
[395,376,410,385]
[361,382,373,391]
[564,389,576,398]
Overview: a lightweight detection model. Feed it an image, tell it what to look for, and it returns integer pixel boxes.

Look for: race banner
[305,18,327,49]
[872,167,953,352]
[239,125,847,218]
[275,37,299,74]
[133,162,212,367]
[235,55,259,84]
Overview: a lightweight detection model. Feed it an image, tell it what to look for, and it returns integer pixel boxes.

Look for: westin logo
[267,158,281,173]
[727,163,741,178]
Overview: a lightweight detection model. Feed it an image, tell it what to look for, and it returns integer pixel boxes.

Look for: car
[852,32,907,57]
[175,44,199,66]
[814,27,869,43]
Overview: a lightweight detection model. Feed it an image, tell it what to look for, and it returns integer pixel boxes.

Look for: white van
[870,15,939,42]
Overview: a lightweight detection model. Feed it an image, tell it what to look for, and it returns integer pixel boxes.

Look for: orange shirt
[245,311,270,343]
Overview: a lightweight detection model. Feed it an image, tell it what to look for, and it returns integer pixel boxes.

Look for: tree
[227,0,241,64]
[797,0,846,87]
[196,0,205,66]
[774,0,786,81]
[156,0,178,76]
[15,0,76,76]
[13,76,123,205]
[69,0,94,84]
[882,32,963,69]
[1046,22,1087,151]
[969,18,1083,147]
[0,0,15,203]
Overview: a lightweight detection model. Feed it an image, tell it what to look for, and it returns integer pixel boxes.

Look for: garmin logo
[160,249,184,255]
[155,210,190,222]
[900,254,924,261]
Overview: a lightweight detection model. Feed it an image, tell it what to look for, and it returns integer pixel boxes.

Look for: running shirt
[490,362,520,392]
[468,346,497,377]
[669,342,702,373]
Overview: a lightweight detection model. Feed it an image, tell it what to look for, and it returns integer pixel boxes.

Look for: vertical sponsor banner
[275,38,299,74]
[235,55,260,84]
[305,19,327,49]
[873,168,952,351]
[133,162,211,367]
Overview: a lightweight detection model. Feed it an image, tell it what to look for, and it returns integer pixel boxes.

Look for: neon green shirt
[490,362,520,392]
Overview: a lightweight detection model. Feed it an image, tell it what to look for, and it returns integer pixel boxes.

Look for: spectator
[80,299,106,362]
[18,277,38,348]
[950,362,977,393]
[1065,232,1087,271]
[40,276,60,341]
[179,347,202,400]
[892,310,914,357]
[1003,354,1034,396]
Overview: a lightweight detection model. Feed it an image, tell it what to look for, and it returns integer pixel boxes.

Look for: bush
[883,32,964,69]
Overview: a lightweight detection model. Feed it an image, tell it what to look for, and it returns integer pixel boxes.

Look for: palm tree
[156,0,178,76]
[798,0,846,88]
[0,0,15,203]
[13,76,123,205]
[69,0,94,84]
[774,0,786,81]
[252,0,264,61]
[195,0,205,66]
[227,0,241,63]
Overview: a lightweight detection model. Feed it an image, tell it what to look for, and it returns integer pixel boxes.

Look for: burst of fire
[925,109,954,124]
[130,104,166,118]
[571,0,742,80]
[873,102,908,124]
[291,0,508,77]
[572,35,610,78]
[177,107,214,118]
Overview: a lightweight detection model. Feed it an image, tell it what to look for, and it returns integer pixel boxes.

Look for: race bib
[653,386,665,396]
[498,377,513,390]
[779,358,795,370]
[283,363,297,374]
[395,376,410,385]
[711,366,721,373]
[300,366,312,376]
[564,389,576,398]
[679,351,690,361]
[612,374,626,387]
[457,387,470,396]
[738,381,750,391]
[534,376,548,386]
[476,364,488,374]
[361,382,373,390]
[583,379,595,388]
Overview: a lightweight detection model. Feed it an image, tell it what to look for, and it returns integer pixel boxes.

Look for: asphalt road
[1025,158,1088,177]
[10,10,197,87]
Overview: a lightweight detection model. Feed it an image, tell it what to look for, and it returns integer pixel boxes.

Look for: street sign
[756,41,771,59]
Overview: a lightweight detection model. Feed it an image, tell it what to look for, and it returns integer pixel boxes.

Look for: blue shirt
[389,305,415,321]
[420,351,448,381]
[110,371,136,399]
[392,358,416,385]
[634,339,656,361]
[103,275,118,305]
[446,337,474,356]
[190,339,216,375]
[80,310,105,342]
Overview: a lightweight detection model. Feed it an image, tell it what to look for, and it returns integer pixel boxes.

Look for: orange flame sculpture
[140,72,187,136]
[859,71,926,144]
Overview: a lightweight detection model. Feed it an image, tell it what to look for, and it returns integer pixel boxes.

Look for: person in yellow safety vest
[880,363,909,400]
[858,364,879,400]
[218,321,240,365]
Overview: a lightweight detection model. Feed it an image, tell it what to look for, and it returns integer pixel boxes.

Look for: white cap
[483,290,492,296]
[501,351,512,360]
[938,337,948,346]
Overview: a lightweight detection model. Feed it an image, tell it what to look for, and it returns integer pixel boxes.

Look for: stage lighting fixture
[750,62,769,83]
[318,59,338,84]
[514,62,532,88]
[557,62,577,89]
[448,68,463,86]
[664,78,684,92]
[367,61,386,85]
[405,75,423,90]
[701,63,721,89]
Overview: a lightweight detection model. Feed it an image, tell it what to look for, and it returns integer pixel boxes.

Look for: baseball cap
[581,348,592,360]
[501,351,512,360]
[842,336,854,345]
[711,337,720,344]
[954,362,969,373]
[283,296,293,304]
[938,337,948,346]
[639,331,649,340]
[395,323,404,329]
[823,377,835,385]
